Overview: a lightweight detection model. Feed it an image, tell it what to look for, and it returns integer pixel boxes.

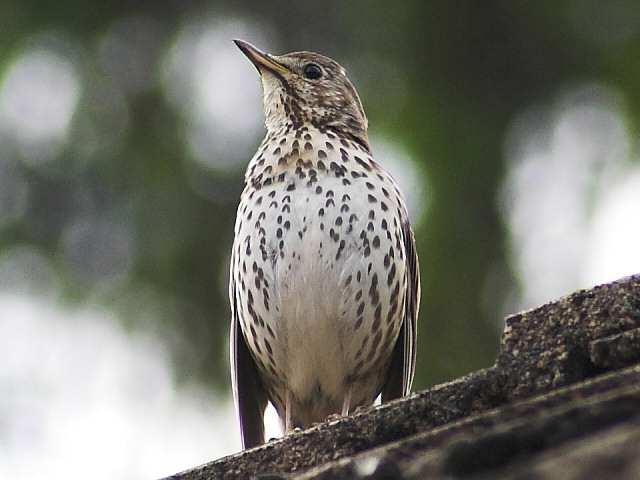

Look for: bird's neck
[264,120,370,154]
[245,124,370,186]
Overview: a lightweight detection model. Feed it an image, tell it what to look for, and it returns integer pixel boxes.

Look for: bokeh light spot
[371,135,429,227]
[162,18,275,173]
[0,46,81,165]
[501,84,632,308]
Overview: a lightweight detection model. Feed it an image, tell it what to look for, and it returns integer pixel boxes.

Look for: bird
[229,39,420,449]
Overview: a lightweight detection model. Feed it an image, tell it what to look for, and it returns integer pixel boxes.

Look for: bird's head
[234,39,369,149]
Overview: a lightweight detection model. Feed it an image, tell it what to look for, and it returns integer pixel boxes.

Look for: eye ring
[303,63,323,80]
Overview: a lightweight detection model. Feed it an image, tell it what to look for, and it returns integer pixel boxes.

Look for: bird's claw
[325,413,343,422]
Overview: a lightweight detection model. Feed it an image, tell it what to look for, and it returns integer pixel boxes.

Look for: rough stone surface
[162,274,640,480]
[297,365,640,479]
[497,274,640,400]
[590,327,640,369]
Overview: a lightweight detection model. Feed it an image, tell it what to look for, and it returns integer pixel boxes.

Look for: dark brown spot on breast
[387,263,396,286]
[372,305,382,331]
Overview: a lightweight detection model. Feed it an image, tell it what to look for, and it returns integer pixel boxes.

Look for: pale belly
[233,165,407,426]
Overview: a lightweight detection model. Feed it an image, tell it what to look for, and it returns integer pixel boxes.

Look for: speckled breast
[230,126,409,416]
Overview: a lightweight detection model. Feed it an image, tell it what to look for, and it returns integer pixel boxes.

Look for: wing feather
[230,256,268,449]
[381,220,420,400]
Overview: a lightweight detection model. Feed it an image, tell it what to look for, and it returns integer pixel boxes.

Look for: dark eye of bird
[303,63,322,80]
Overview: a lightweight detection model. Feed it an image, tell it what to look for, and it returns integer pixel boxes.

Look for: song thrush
[230,40,420,449]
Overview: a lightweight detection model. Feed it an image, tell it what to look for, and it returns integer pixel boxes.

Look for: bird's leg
[341,384,353,417]
[285,390,293,433]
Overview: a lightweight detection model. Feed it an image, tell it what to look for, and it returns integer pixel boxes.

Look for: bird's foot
[284,427,303,436]
[325,413,344,422]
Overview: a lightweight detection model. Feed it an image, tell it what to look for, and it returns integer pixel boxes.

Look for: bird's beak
[233,39,290,76]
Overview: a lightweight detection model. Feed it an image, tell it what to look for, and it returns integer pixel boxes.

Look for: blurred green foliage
[1,0,639,393]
